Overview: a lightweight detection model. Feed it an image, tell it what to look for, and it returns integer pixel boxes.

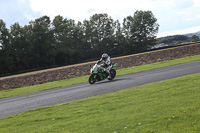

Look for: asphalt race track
[0,61,200,118]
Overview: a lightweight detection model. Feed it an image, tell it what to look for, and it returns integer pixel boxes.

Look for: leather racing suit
[97,56,112,75]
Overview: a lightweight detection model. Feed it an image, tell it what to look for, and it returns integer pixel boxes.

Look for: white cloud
[28,0,198,23]
[192,0,200,7]
[22,0,200,36]
[24,13,35,21]
[29,0,160,22]
[18,0,26,4]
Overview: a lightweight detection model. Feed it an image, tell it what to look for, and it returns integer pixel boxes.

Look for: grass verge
[0,54,200,99]
[0,73,200,132]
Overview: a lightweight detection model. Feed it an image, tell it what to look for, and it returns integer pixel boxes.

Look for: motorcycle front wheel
[108,69,116,81]
[89,74,96,84]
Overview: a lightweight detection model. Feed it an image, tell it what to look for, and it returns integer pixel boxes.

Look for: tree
[191,35,200,42]
[9,22,31,72]
[31,16,54,68]
[122,16,135,53]
[81,19,96,58]
[123,10,159,53]
[112,20,126,55]
[0,20,10,50]
[0,19,12,74]
[89,13,116,55]
[52,15,78,65]
[157,35,189,45]
[52,15,69,65]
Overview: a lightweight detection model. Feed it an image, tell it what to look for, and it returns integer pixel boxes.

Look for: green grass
[0,73,200,132]
[0,76,88,99]
[116,54,200,76]
[0,54,200,99]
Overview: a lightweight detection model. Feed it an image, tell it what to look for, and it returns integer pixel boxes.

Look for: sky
[0,0,200,37]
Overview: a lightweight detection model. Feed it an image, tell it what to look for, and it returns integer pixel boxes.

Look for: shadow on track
[92,77,131,85]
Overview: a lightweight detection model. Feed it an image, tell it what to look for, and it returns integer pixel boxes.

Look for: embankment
[0,42,200,90]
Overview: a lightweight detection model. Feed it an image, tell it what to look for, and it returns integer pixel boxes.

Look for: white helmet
[102,53,108,60]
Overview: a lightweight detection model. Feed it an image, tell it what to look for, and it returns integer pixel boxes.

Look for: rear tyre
[89,74,96,84]
[108,69,116,81]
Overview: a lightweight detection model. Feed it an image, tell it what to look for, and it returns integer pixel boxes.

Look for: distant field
[0,54,200,99]
[0,73,200,132]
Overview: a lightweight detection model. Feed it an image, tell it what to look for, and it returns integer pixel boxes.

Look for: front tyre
[89,74,96,84]
[108,69,116,81]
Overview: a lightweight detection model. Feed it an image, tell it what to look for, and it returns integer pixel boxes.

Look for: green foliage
[191,35,200,42]
[89,13,116,54]
[157,35,192,46]
[123,11,159,53]
[0,73,200,132]
[0,20,12,74]
[0,11,159,76]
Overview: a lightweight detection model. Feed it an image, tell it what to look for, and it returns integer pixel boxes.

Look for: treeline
[157,35,200,46]
[0,10,159,76]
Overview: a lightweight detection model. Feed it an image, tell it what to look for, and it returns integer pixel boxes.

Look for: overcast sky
[1,0,200,37]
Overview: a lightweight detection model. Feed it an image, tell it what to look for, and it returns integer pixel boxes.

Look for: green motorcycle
[89,63,117,84]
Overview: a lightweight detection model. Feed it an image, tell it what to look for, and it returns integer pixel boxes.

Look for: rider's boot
[106,69,111,78]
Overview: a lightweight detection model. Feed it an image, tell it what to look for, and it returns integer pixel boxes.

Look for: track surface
[0,61,200,118]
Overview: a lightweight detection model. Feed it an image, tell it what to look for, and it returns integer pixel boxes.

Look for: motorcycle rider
[97,53,112,77]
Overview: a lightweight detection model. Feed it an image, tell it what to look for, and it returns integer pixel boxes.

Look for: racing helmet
[102,53,108,60]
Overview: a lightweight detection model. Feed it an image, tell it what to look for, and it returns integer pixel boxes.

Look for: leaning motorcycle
[89,63,117,84]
